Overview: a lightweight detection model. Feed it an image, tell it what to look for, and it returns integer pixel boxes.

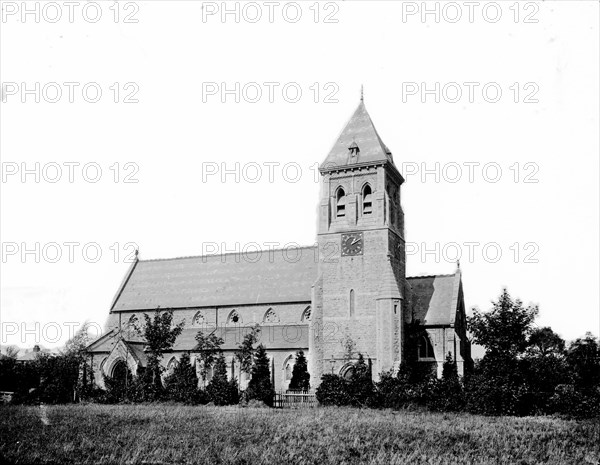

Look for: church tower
[309,97,407,383]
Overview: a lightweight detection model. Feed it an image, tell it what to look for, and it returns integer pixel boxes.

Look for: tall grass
[1,404,599,464]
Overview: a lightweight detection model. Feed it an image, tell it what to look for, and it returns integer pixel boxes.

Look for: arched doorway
[111,359,128,382]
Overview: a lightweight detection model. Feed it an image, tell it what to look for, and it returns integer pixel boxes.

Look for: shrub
[316,374,351,406]
[289,350,310,391]
[164,352,200,403]
[245,344,275,407]
[427,354,464,412]
[206,354,239,406]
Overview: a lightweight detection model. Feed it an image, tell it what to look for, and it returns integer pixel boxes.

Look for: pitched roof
[110,247,319,312]
[87,325,309,355]
[321,100,394,172]
[407,272,462,326]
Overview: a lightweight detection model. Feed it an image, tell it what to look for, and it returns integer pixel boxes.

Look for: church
[87,98,472,391]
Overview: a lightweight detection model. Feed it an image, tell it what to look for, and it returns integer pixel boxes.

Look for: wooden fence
[274,390,317,409]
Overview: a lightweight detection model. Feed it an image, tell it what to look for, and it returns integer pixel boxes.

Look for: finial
[456,259,460,270]
[135,249,139,258]
[360,84,364,102]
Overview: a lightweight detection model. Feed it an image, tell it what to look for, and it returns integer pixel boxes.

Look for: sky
[1,1,599,349]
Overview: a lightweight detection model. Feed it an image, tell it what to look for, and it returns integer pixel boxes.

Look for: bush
[164,352,200,404]
[246,345,275,407]
[289,350,310,391]
[316,374,351,406]
[206,354,239,406]
[427,354,464,412]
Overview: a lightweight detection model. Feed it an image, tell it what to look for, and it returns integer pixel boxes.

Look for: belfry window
[336,187,346,218]
[362,184,373,215]
[349,289,355,317]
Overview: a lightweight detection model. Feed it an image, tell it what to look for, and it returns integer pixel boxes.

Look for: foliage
[527,326,565,357]
[245,344,274,407]
[34,353,81,404]
[235,324,261,377]
[468,288,538,359]
[140,308,185,399]
[164,352,202,404]
[566,333,600,391]
[206,354,239,406]
[288,350,310,391]
[315,374,351,406]
[428,353,464,412]
[194,330,224,383]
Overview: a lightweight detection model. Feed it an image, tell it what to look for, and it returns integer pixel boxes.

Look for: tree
[468,288,538,359]
[289,350,310,391]
[566,333,600,391]
[164,352,200,403]
[528,327,565,357]
[465,289,539,416]
[63,322,96,399]
[141,308,185,398]
[206,353,239,406]
[194,330,224,385]
[246,344,275,406]
[235,324,261,381]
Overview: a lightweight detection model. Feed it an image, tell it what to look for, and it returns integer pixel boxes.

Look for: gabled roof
[110,247,319,312]
[407,271,463,326]
[321,100,394,172]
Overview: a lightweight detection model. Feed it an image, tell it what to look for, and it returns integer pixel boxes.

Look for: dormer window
[348,142,360,157]
[336,187,346,218]
[362,184,372,215]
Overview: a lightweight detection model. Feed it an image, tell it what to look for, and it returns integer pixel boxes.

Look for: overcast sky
[1,1,598,349]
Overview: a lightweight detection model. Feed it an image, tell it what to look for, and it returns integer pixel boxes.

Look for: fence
[274,390,317,409]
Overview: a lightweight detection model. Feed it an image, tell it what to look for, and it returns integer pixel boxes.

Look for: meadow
[0,404,599,465]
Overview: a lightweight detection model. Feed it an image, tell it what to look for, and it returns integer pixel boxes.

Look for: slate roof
[407,272,462,326]
[110,247,319,312]
[87,325,309,354]
[321,100,395,172]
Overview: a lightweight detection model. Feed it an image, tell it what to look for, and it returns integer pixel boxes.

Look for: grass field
[1,404,599,465]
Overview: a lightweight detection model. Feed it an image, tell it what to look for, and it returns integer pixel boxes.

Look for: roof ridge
[407,273,456,279]
[139,245,318,263]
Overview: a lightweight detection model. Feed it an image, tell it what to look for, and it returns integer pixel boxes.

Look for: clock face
[341,232,363,256]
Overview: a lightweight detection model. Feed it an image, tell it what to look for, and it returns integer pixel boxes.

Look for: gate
[274,390,317,408]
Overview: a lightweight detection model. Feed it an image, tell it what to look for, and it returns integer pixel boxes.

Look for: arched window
[193,311,206,326]
[301,306,311,322]
[127,315,140,336]
[349,289,355,317]
[362,184,373,215]
[336,187,346,218]
[418,335,435,360]
[340,364,355,380]
[227,310,242,325]
[263,308,279,324]
[283,355,294,381]
[167,357,178,375]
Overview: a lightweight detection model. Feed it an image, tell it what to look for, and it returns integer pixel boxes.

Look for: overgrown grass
[1,404,599,464]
